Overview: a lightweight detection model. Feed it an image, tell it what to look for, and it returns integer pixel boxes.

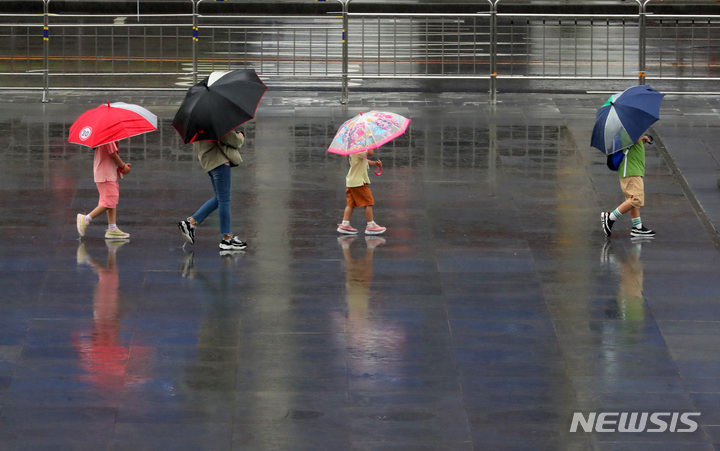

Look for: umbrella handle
[374,167,383,176]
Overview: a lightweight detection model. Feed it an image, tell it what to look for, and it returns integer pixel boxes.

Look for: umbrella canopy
[591,85,664,155]
[327,110,411,156]
[172,69,268,144]
[68,101,158,148]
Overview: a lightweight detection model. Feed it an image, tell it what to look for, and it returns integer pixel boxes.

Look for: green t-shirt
[620,141,645,178]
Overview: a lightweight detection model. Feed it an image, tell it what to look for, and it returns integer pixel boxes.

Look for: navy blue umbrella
[591,85,664,155]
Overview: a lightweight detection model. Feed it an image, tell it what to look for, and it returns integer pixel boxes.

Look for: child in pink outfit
[76,141,132,240]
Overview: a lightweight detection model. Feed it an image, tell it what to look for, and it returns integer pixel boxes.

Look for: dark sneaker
[178,220,195,244]
[600,212,614,237]
[631,226,656,238]
[219,236,247,250]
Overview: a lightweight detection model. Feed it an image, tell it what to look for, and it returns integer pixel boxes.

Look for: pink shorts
[96,181,120,208]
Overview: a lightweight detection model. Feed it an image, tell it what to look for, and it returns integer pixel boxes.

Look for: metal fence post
[488,0,500,104]
[42,0,50,103]
[193,0,201,85]
[637,0,650,84]
[337,0,351,104]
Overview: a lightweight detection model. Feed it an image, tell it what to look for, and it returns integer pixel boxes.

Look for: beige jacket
[193,131,244,172]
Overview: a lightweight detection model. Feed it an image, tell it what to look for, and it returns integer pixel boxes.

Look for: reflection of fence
[0,2,718,103]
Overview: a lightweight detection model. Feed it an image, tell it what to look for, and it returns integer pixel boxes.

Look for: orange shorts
[97,181,120,209]
[346,184,374,208]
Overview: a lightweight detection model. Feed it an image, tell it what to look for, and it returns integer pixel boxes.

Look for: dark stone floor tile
[1,90,720,449]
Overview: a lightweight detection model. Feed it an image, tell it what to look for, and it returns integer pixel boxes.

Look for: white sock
[85,215,93,223]
[108,223,118,232]
[367,221,375,227]
[342,220,351,226]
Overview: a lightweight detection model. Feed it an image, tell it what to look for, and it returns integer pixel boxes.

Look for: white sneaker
[365,222,386,235]
[76,214,89,237]
[105,229,130,240]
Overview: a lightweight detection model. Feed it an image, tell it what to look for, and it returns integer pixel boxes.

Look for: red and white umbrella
[68,101,158,148]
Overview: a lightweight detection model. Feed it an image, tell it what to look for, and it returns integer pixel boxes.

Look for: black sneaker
[219,236,248,250]
[601,212,614,237]
[631,225,656,238]
[178,220,195,244]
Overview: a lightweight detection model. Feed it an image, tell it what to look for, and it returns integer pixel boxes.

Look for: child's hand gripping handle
[117,163,131,179]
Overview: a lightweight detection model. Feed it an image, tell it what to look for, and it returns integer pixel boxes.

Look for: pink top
[93,142,119,183]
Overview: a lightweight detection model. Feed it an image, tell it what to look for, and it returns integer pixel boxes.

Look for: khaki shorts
[620,176,644,208]
[346,184,374,208]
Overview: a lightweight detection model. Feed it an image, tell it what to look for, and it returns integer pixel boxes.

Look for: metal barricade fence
[345,13,491,78]
[496,14,640,79]
[196,14,344,82]
[0,14,46,90]
[648,15,720,82]
[0,2,719,103]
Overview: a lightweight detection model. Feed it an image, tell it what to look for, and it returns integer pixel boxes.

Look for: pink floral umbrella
[328,109,410,154]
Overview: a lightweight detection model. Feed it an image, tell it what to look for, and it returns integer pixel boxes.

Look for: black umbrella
[172,69,268,144]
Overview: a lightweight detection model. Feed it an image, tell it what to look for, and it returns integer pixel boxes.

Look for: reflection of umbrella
[591,85,664,155]
[172,69,268,144]
[68,101,158,148]
[327,110,411,156]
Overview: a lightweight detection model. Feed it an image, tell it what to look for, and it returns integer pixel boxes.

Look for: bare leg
[343,206,354,222]
[364,206,374,223]
[89,205,108,220]
[106,208,117,225]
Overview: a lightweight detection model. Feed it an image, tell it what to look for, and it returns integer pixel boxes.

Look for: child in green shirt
[601,135,655,238]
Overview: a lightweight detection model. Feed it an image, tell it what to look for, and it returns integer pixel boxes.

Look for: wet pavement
[1,88,720,450]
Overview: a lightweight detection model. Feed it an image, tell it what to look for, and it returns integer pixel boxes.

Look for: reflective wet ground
[1,90,720,450]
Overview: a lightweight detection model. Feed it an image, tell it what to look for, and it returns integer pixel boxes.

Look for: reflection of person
[76,141,131,240]
[178,130,248,251]
[601,134,656,238]
[337,148,386,235]
[177,249,240,393]
[339,235,410,367]
[74,241,149,390]
[601,240,646,322]
[340,235,385,321]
